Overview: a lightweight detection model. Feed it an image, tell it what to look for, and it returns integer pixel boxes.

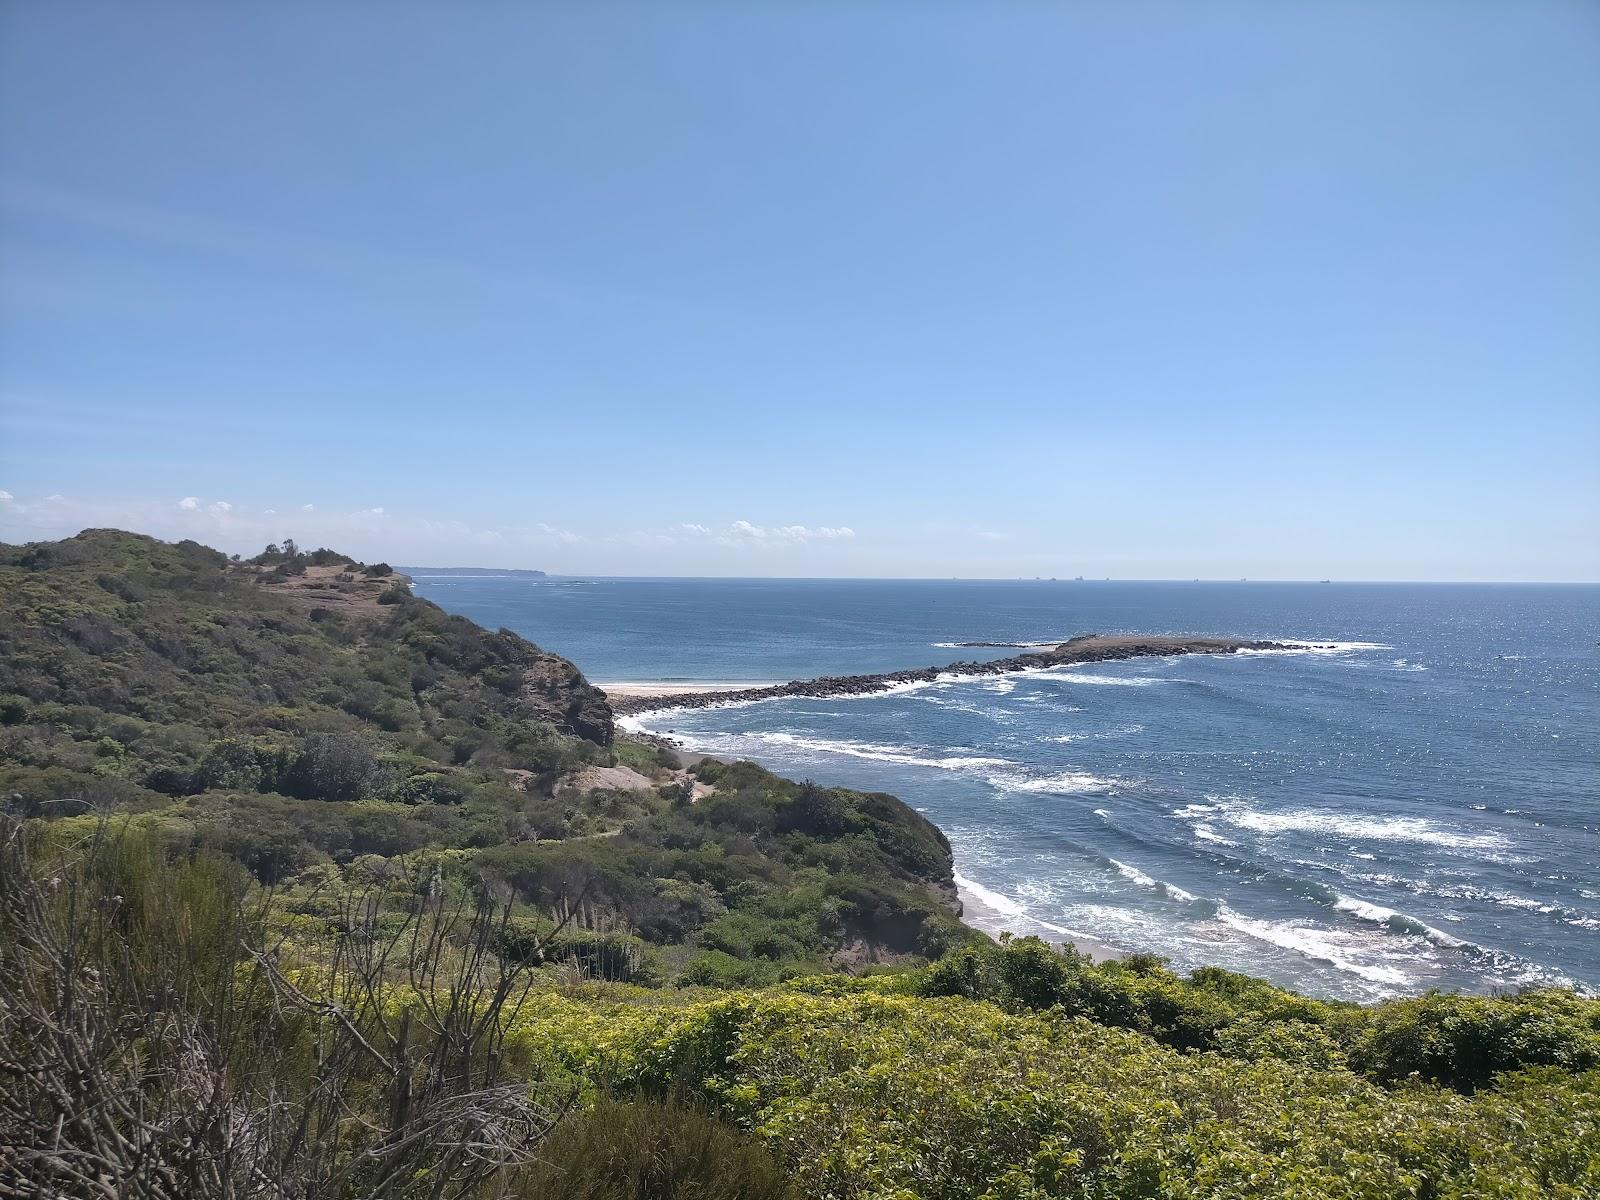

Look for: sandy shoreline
[954,875,1127,963]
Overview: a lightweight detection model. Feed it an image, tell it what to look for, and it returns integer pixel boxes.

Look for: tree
[287,732,380,801]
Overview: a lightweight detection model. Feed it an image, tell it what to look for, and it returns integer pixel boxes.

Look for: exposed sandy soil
[561,764,658,792]
[248,563,396,616]
[557,760,717,804]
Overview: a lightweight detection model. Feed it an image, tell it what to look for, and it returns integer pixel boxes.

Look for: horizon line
[400,568,1600,587]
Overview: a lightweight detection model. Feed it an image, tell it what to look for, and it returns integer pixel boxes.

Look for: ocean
[409,575,1599,1001]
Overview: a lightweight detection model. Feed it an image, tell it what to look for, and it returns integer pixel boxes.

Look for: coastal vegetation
[2,530,1597,1198]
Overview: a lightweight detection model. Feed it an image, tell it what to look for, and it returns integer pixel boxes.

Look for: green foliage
[506,989,1600,1200]
[509,1100,794,1199]
[918,937,1600,1097]
[475,757,976,979]
[1345,988,1600,1091]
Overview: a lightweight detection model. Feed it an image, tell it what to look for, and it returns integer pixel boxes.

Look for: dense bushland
[0,529,611,811]
[5,823,1597,1199]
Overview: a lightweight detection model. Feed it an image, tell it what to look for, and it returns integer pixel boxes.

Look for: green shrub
[509,1100,793,1199]
[1347,989,1600,1091]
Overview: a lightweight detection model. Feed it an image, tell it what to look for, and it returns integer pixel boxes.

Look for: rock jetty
[609,634,1303,716]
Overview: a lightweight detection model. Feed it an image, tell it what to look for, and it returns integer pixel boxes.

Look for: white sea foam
[1173,802,1220,817]
[1237,639,1393,657]
[954,872,1026,915]
[988,770,1125,795]
[1110,858,1158,889]
[1218,806,1510,852]
[1040,671,1161,687]
[1213,905,1412,987]
[868,678,941,698]
[932,639,1065,649]
[1331,895,1468,948]
[1108,858,1200,904]
[1418,882,1588,926]
[1045,723,1146,744]
[920,695,990,716]
[1172,802,1239,846]
[748,731,1012,771]
[954,873,1104,943]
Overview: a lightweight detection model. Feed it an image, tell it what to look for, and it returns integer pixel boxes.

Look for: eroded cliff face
[521,657,613,746]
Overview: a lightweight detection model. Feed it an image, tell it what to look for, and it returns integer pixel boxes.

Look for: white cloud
[534,522,581,545]
[413,518,581,551]
[177,496,199,510]
[208,500,233,515]
[706,520,857,547]
[263,508,276,516]
[301,503,314,511]
[0,490,12,504]
[679,523,711,537]
[44,494,64,502]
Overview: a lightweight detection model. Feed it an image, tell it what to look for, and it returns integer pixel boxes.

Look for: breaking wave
[1107,858,1201,905]
[1330,895,1469,949]
[1213,905,1413,988]
[1236,639,1393,657]
[1216,805,1510,852]
[749,731,1012,771]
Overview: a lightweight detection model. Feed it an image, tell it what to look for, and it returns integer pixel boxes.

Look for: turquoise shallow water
[411,575,1599,1000]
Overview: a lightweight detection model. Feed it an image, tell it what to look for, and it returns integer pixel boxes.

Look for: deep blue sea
[411,576,1599,1001]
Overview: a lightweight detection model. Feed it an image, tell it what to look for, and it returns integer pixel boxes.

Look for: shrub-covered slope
[0,529,969,978]
[0,528,612,804]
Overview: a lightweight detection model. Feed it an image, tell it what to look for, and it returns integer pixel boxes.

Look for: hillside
[3,530,1599,1198]
[0,529,969,979]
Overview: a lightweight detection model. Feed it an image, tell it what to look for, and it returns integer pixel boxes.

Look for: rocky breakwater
[609,633,1300,717]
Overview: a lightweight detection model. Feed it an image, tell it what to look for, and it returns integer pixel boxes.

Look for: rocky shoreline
[609,633,1301,717]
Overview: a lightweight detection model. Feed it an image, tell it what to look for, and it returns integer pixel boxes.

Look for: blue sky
[1,2,1595,579]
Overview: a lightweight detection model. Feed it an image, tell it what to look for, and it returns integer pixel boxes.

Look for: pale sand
[597,680,779,701]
